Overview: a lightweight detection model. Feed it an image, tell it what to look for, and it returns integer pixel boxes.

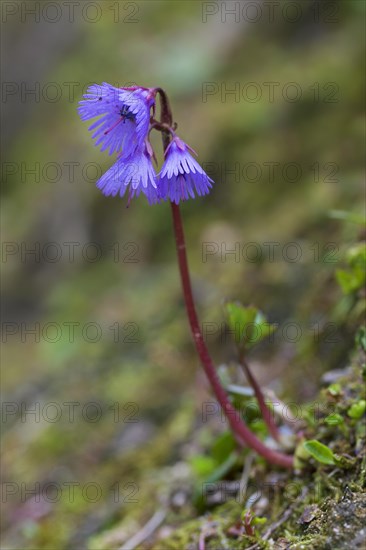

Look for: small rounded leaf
[303,440,336,465]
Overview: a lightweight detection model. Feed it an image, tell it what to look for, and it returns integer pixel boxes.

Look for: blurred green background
[1,1,364,548]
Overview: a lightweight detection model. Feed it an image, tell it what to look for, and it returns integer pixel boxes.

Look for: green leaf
[252,516,267,526]
[225,302,277,349]
[347,400,366,419]
[249,310,277,348]
[303,440,336,465]
[335,242,366,294]
[204,452,238,483]
[346,243,366,267]
[193,452,238,511]
[211,431,236,464]
[189,455,217,478]
[336,269,364,294]
[324,413,344,426]
[355,326,366,351]
[225,302,257,345]
[327,383,342,396]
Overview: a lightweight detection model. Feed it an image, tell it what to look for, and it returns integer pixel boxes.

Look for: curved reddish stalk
[239,356,281,443]
[170,203,293,469]
[156,86,293,468]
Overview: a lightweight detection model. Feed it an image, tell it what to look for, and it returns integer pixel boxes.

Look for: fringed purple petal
[157,137,214,204]
[95,146,159,204]
[79,83,153,156]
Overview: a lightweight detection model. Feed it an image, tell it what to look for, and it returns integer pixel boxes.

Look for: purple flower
[78,83,154,156]
[79,84,215,206]
[96,145,159,204]
[158,137,213,204]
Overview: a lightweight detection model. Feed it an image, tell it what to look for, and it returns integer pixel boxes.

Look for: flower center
[104,105,134,136]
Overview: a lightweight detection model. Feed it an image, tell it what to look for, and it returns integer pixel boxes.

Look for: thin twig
[119,508,167,550]
[238,451,255,503]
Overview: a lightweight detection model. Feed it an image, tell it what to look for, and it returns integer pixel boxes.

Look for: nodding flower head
[95,144,160,205]
[78,83,155,156]
[79,83,215,205]
[157,137,213,204]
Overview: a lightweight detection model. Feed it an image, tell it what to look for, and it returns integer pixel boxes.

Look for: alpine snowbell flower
[78,83,214,204]
[96,144,159,204]
[77,85,294,469]
[158,137,213,204]
[78,83,153,156]
[79,83,157,202]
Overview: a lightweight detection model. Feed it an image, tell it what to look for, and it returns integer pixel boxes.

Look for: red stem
[170,203,293,469]
[239,356,281,443]
[155,87,292,468]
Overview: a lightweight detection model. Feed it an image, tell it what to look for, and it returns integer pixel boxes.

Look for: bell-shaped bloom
[79,84,215,205]
[157,137,213,204]
[96,144,159,204]
[78,83,154,156]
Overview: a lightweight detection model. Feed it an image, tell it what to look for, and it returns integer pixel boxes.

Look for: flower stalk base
[170,202,293,469]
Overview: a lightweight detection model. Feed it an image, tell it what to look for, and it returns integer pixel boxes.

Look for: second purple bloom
[157,137,213,205]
